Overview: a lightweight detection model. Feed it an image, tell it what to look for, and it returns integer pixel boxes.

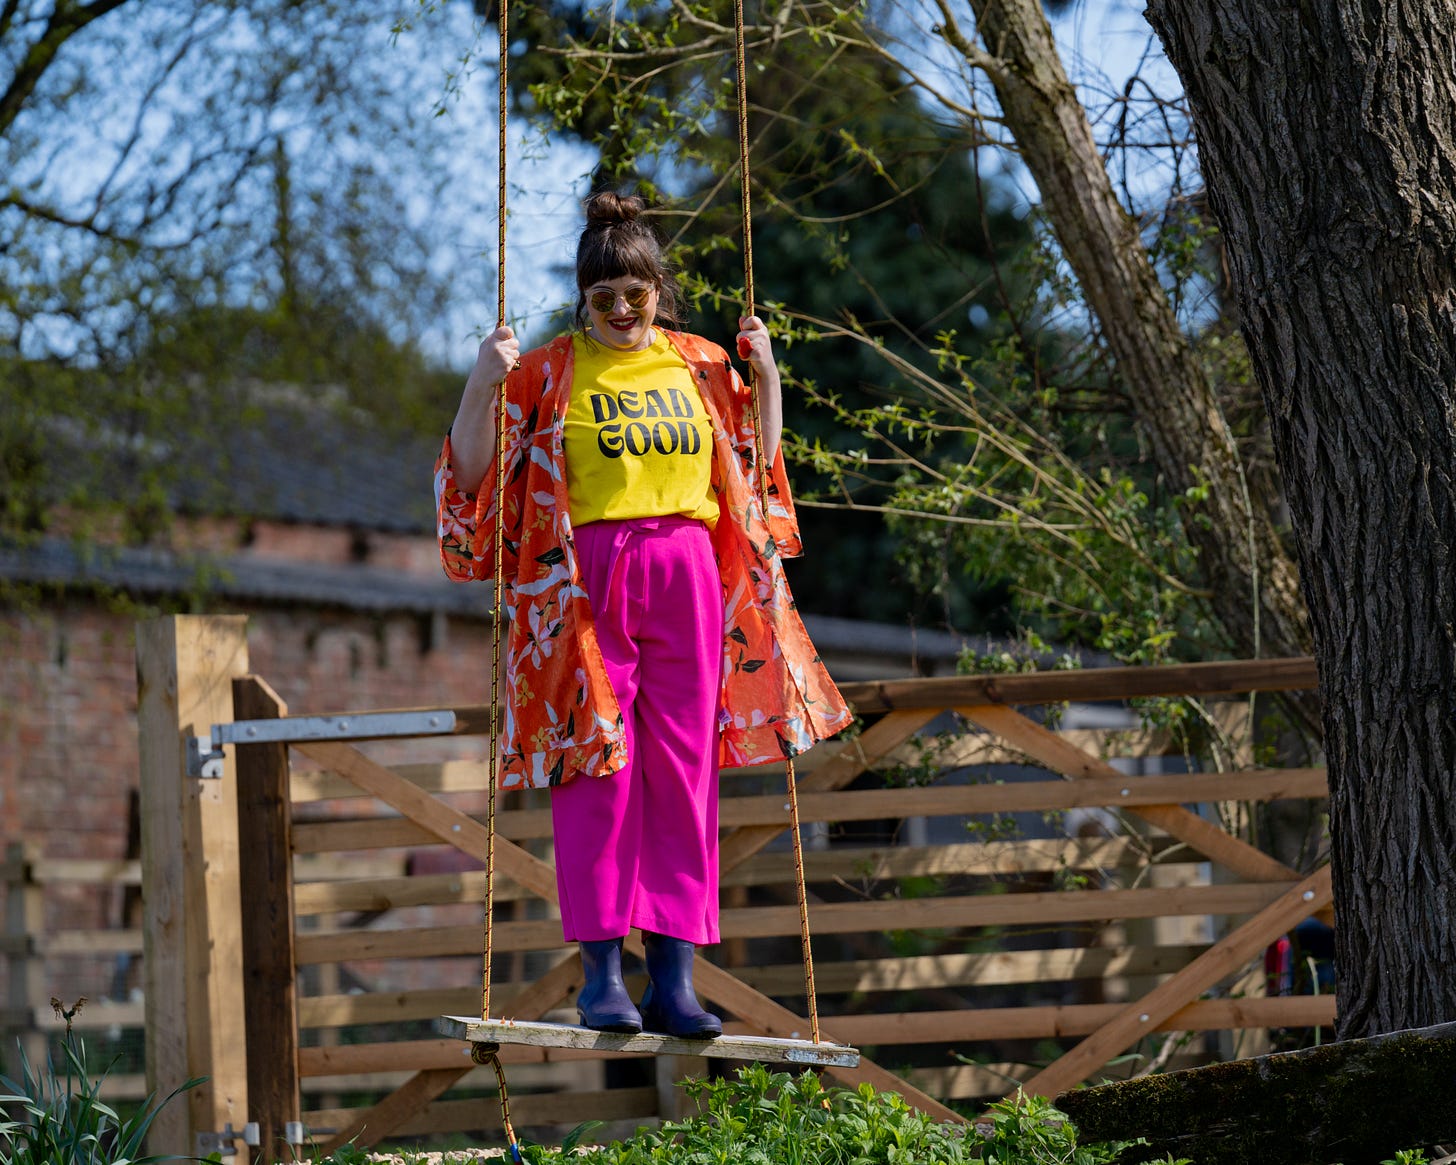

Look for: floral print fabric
[435,329,852,790]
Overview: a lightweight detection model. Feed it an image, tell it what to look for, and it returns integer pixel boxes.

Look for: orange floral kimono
[435,329,853,790]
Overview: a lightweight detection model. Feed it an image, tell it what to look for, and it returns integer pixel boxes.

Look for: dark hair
[574,190,683,329]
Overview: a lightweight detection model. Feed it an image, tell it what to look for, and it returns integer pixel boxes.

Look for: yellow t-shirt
[564,332,719,527]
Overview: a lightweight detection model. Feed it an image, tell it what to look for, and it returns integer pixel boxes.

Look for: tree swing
[444,1,859,1155]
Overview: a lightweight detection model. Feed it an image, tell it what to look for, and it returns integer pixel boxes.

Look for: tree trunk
[1146,0,1456,1037]
[1055,1020,1456,1165]
[962,0,1312,676]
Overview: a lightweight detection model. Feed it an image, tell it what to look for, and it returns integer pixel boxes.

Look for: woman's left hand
[735,315,776,380]
[735,315,782,458]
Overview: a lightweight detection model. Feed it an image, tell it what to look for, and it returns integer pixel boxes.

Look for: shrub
[0,1031,201,1165]
[505,1064,1188,1165]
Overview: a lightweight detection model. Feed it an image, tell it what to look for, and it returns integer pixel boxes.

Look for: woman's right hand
[451,325,520,491]
[466,325,521,395]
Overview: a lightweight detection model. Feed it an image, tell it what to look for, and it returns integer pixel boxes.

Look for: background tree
[476,0,1066,627]
[682,15,1049,625]
[1146,0,1456,1038]
[952,0,1309,659]
[1,0,489,545]
[477,2,1308,684]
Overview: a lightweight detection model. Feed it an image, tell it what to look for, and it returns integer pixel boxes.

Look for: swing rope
[474,8,827,1109]
[733,0,822,1049]
[477,4,521,1163]
[482,0,509,1038]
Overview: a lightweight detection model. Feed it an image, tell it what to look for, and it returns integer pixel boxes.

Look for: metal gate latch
[187,710,458,777]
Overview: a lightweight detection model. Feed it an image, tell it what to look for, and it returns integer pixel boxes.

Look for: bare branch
[837,20,991,126]
[89,10,217,217]
[2,193,146,246]
[0,0,26,41]
[0,0,134,138]
[931,0,1008,86]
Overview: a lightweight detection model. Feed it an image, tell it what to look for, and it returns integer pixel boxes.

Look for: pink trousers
[551,516,724,945]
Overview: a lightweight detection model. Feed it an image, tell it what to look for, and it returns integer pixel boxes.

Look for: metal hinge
[187,710,458,778]
[196,1122,259,1158]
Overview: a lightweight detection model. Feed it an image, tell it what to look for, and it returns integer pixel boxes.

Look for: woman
[435,190,851,1038]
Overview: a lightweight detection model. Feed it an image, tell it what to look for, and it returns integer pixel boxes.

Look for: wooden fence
[1,847,146,1088]
[129,616,1335,1161]
[0,846,363,1107]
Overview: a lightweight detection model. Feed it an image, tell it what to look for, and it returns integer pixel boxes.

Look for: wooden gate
[135,615,1334,1160]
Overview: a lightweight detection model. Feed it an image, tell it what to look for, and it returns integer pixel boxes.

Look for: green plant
[498,1065,1189,1164]
[971,1091,1179,1165]
[0,1031,202,1165]
[313,1142,376,1165]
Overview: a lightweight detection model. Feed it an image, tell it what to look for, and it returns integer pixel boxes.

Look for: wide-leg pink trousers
[551,516,724,945]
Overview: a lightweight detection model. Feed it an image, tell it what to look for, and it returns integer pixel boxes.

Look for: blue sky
[19,0,1184,371]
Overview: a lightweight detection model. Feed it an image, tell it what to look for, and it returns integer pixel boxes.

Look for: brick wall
[2,605,149,883]
[0,590,499,927]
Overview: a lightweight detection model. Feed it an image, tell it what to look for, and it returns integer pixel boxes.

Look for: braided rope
[482,0,510,1033]
[471,1043,523,1164]
[496,2,509,330]
[480,8,516,1159]
[785,759,820,1045]
[734,0,755,321]
[733,0,821,1048]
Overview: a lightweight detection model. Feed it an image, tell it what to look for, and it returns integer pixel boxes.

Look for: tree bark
[1147,0,1456,1036]
[960,0,1312,675]
[1055,1021,1456,1165]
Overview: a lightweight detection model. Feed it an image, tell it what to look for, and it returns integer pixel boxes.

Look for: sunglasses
[588,284,654,314]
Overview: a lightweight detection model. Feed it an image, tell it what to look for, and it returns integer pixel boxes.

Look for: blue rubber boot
[639,933,722,1039]
[577,939,642,1033]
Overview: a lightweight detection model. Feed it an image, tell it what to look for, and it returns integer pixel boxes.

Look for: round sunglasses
[588,284,654,314]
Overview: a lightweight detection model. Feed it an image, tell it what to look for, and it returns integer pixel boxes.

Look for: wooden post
[234,676,301,1164]
[3,841,47,1076]
[655,1054,707,1122]
[136,615,250,1158]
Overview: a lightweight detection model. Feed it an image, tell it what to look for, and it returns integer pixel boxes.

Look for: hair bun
[574,188,678,327]
[584,190,646,228]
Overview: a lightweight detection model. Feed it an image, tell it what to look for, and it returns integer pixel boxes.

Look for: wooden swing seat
[444,1015,860,1068]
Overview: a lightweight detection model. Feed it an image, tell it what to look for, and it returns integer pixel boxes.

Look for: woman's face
[583,275,659,352]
